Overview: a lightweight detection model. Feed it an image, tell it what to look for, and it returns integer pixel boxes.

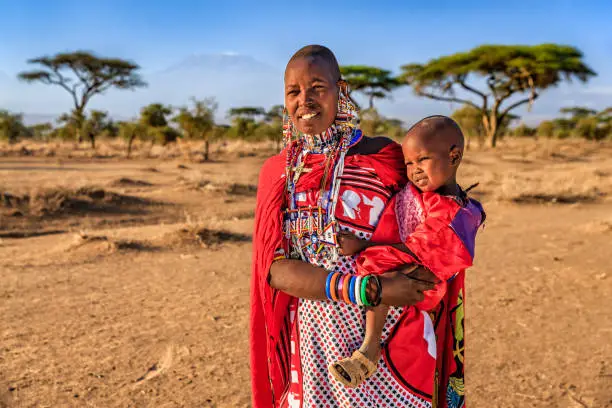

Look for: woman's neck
[301,126,339,153]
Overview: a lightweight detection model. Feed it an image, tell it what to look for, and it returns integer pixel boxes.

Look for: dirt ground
[0,139,611,408]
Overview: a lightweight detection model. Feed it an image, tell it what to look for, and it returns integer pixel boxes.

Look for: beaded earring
[335,82,359,134]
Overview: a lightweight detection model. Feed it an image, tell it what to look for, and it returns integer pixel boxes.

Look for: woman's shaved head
[286,45,341,81]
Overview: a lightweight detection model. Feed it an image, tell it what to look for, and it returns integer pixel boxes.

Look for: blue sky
[1,0,611,125]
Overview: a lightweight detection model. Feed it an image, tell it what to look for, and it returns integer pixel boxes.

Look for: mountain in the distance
[137,53,284,120]
[160,53,277,75]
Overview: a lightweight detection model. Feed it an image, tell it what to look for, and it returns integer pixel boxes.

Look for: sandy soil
[0,139,611,408]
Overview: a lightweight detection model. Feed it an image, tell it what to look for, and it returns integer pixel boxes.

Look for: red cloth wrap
[249,142,406,408]
[355,187,475,311]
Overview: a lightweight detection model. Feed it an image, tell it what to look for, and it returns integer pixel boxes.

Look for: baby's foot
[329,349,379,388]
[358,342,381,366]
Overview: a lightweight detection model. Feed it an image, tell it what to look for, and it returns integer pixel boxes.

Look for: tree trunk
[369,95,374,110]
[74,108,85,144]
[89,132,96,149]
[127,135,135,158]
[483,111,499,148]
[204,139,209,161]
[485,122,499,147]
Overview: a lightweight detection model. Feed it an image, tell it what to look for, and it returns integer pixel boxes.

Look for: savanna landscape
[0,136,611,408]
[1,16,612,408]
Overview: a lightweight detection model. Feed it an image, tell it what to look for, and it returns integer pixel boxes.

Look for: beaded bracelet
[325,272,382,307]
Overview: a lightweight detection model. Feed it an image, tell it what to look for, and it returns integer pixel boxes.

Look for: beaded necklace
[281,88,359,269]
[283,126,361,269]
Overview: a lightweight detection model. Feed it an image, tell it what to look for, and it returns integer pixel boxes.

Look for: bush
[536,121,555,138]
[0,111,31,143]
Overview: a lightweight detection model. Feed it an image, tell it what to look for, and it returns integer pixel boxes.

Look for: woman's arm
[268,259,437,307]
[268,259,329,300]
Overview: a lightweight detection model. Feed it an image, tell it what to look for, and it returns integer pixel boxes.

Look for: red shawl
[249,142,406,408]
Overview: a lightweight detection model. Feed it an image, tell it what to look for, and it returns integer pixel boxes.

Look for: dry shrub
[153,225,250,249]
[2,185,155,217]
[109,178,153,187]
[67,232,156,254]
[494,169,609,204]
[226,183,257,196]
[176,172,257,196]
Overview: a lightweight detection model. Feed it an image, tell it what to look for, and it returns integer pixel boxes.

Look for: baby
[328,115,486,387]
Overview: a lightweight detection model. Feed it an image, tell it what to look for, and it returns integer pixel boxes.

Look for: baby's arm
[338,231,418,259]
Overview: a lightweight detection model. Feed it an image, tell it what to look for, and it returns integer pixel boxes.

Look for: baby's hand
[337,231,365,256]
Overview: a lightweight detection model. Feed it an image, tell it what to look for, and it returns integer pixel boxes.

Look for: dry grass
[0,137,611,407]
[176,170,257,196]
[0,138,280,161]
[152,225,251,249]
[1,185,157,217]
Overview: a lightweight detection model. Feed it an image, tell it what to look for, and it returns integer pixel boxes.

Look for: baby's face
[401,132,456,192]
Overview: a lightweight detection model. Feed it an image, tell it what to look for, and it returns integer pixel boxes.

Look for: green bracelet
[361,275,371,307]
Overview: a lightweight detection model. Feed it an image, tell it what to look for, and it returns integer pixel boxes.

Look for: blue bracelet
[348,275,356,304]
[325,272,334,300]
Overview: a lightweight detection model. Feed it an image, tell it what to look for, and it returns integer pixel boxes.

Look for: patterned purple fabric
[449,200,484,259]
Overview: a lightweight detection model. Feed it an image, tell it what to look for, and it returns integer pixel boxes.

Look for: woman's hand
[379,265,438,307]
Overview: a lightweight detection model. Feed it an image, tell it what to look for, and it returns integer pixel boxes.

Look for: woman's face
[284,56,339,135]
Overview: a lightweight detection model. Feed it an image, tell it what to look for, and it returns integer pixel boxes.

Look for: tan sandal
[329,350,378,388]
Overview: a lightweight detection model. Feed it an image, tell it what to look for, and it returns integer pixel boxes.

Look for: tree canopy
[340,66,399,110]
[228,107,266,119]
[399,44,596,147]
[18,51,146,143]
[173,97,218,160]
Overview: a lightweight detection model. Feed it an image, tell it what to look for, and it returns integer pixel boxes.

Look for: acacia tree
[451,104,518,148]
[139,103,178,145]
[173,97,217,161]
[118,121,147,158]
[264,105,284,149]
[228,107,266,139]
[559,106,597,120]
[340,66,399,110]
[0,111,29,143]
[17,51,146,144]
[399,44,596,147]
[82,110,113,148]
[559,106,611,140]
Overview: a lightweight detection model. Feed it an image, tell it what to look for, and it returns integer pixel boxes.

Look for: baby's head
[401,115,464,193]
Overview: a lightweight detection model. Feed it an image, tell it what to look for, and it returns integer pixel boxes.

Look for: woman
[250,45,451,408]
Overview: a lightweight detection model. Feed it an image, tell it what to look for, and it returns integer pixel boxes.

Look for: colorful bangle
[325,273,382,307]
[342,275,352,303]
[361,275,371,307]
[348,274,357,304]
[355,276,363,306]
[325,272,334,300]
[337,273,345,299]
[330,272,340,301]
[370,275,382,306]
